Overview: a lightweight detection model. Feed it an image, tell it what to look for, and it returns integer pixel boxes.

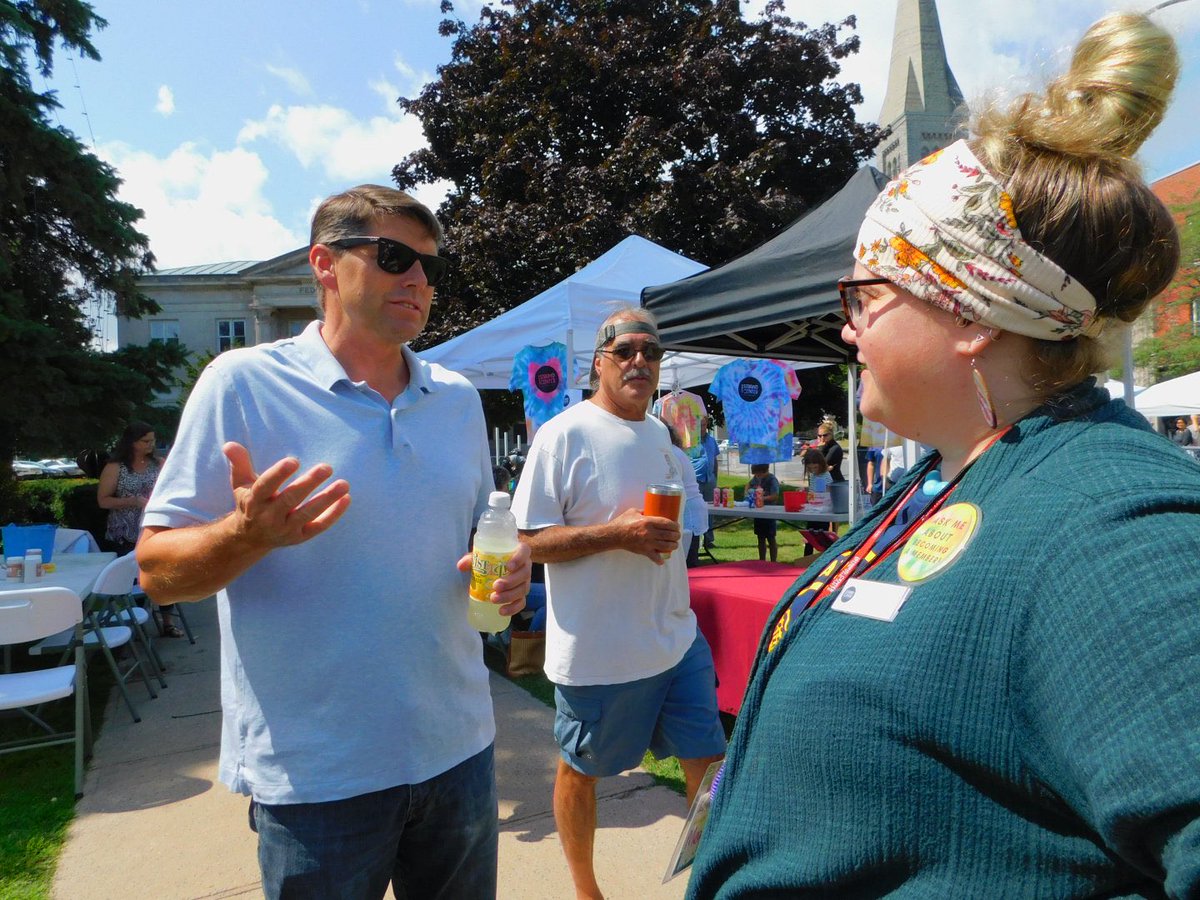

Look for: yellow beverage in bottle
[467,492,517,633]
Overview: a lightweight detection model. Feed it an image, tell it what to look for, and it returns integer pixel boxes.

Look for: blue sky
[37,0,1200,271]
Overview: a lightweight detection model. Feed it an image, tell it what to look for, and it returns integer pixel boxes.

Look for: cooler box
[783,491,805,513]
[2,523,58,564]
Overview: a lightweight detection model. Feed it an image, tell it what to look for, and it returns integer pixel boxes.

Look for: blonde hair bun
[980,12,1179,161]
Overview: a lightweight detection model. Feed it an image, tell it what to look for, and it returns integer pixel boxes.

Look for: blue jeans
[250,744,498,900]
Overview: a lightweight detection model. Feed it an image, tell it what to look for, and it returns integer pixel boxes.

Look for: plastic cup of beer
[645,482,684,559]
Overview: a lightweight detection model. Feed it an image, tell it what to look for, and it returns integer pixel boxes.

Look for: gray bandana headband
[594,320,660,349]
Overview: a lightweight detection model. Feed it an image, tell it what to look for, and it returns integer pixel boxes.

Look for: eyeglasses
[327,236,450,286]
[597,342,666,363]
[838,276,891,327]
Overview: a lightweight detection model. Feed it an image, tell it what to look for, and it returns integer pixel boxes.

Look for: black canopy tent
[641,165,888,362]
[641,165,891,520]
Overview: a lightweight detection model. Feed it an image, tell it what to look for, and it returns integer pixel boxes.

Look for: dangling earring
[971,358,998,429]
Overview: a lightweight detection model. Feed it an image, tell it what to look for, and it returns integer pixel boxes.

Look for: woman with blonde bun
[687,13,1200,899]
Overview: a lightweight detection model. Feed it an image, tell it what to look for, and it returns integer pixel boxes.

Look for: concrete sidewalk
[52,599,690,899]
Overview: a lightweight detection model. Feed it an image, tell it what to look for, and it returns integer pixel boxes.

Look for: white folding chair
[53,528,100,555]
[90,553,167,691]
[0,587,93,798]
[29,556,159,723]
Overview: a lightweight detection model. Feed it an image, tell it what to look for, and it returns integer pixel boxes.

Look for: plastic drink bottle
[468,491,518,633]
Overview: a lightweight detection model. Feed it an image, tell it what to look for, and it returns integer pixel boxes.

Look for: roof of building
[152,261,260,277]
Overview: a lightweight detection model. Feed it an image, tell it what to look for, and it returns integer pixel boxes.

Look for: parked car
[12,459,50,479]
[38,458,85,477]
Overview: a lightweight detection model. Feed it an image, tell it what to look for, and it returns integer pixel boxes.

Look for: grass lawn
[0,654,114,899]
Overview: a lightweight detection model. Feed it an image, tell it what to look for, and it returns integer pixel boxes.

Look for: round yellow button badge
[896,502,980,583]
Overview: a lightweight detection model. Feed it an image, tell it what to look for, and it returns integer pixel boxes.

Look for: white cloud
[155,85,175,116]
[97,141,303,268]
[237,102,430,183]
[749,0,1200,177]
[265,63,314,97]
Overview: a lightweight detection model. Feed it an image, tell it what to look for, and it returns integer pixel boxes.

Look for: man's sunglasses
[597,343,666,363]
[838,276,891,326]
[328,236,450,286]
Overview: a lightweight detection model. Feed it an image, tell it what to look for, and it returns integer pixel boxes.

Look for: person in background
[698,418,720,549]
[746,463,780,562]
[96,421,182,637]
[863,445,883,505]
[666,423,709,567]
[814,420,844,482]
[687,13,1200,898]
[512,306,725,900]
[1189,415,1200,443]
[137,184,530,899]
[1170,417,1194,447]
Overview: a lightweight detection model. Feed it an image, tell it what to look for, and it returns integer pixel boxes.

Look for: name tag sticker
[831,578,912,622]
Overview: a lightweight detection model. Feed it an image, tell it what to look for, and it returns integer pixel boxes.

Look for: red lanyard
[800,428,1010,612]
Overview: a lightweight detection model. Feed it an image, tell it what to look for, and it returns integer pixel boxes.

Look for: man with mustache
[511,306,726,900]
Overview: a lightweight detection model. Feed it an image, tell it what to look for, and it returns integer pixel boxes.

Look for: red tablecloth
[689,560,809,715]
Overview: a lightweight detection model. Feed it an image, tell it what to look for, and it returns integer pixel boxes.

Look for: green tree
[394,0,882,349]
[1134,197,1200,381]
[0,1,185,516]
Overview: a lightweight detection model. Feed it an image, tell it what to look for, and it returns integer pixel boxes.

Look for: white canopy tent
[420,234,824,390]
[1133,370,1200,418]
[1102,379,1145,402]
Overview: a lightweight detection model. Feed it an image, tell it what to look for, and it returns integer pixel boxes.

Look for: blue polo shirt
[144,322,495,804]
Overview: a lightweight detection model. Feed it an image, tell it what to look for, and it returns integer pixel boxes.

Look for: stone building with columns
[118,247,318,401]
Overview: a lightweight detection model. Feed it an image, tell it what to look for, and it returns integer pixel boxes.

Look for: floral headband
[855,140,1099,341]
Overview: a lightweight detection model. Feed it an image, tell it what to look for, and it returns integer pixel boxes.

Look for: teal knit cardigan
[687,386,1200,899]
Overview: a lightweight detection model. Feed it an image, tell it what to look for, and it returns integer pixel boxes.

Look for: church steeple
[875,0,968,177]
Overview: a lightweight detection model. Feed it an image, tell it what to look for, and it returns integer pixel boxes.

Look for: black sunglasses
[597,342,666,363]
[837,276,891,326]
[328,236,450,286]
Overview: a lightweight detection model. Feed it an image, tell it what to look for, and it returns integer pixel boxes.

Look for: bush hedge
[3,479,105,550]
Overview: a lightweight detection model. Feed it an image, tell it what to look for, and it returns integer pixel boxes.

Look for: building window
[149,320,180,344]
[217,319,247,353]
[1193,298,1199,337]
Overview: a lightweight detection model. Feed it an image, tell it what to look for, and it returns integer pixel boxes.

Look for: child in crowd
[802,449,831,495]
[747,463,780,562]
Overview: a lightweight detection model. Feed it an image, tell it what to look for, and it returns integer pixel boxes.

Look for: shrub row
[4,479,106,545]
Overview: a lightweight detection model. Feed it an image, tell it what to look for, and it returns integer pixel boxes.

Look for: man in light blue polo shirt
[138,185,530,900]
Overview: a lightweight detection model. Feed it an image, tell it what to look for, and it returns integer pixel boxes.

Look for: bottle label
[469,550,511,602]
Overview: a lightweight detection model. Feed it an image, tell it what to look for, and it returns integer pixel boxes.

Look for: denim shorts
[249,744,497,900]
[553,631,726,777]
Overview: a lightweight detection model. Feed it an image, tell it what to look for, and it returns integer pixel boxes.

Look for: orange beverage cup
[645,483,684,558]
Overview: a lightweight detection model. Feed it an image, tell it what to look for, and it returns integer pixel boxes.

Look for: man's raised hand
[224,442,351,549]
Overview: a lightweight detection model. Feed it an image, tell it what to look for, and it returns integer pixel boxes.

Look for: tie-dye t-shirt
[712,359,796,452]
[510,342,570,431]
[713,360,801,464]
[653,391,707,449]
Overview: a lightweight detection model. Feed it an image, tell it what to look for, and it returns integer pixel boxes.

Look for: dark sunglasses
[838,276,891,326]
[328,236,450,286]
[598,342,666,363]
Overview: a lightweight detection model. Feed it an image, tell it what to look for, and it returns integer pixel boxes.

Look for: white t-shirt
[512,400,697,686]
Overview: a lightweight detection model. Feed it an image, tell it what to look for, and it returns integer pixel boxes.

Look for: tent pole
[567,327,578,389]
[846,362,859,524]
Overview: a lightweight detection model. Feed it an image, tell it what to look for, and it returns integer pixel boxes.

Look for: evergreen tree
[394,0,882,347]
[0,1,185,514]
